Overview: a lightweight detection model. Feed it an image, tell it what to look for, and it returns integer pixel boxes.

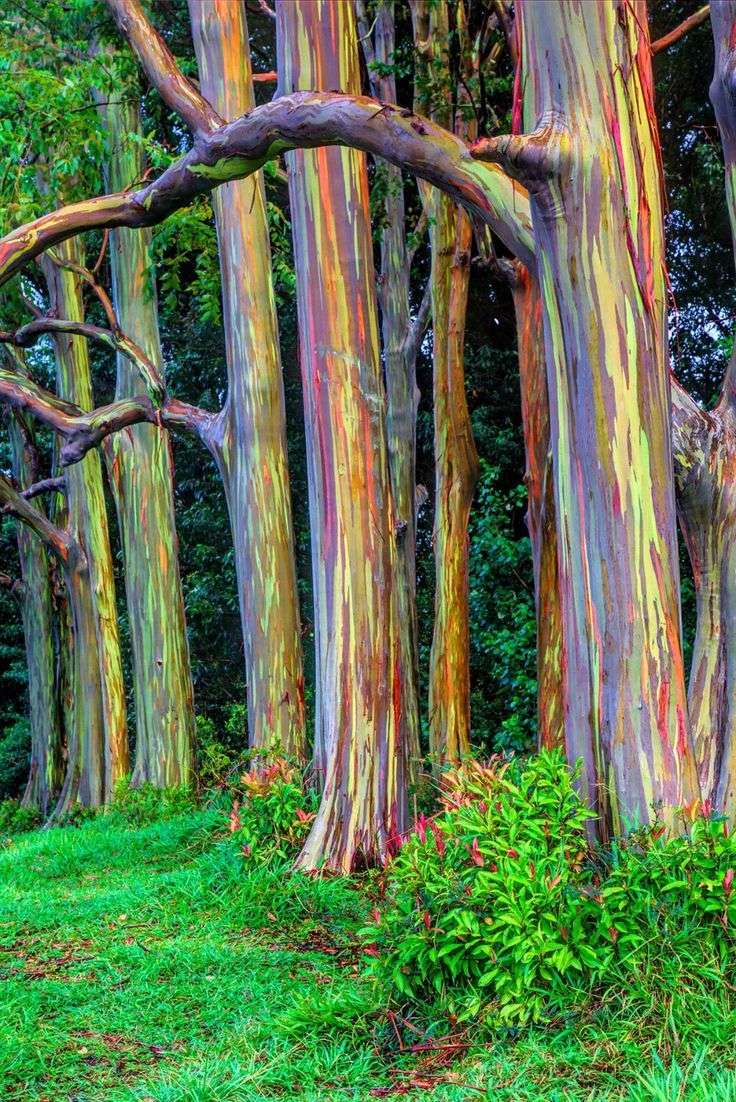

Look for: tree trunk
[99,88,195,787]
[669,1,736,814]
[507,261,564,751]
[278,0,409,872]
[189,0,305,760]
[358,0,423,779]
[428,195,477,764]
[41,241,128,803]
[488,0,700,832]
[6,392,62,814]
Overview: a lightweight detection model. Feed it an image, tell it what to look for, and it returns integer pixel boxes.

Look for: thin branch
[651,4,710,55]
[256,0,276,20]
[21,475,66,500]
[104,0,223,136]
[252,71,277,83]
[1,315,165,403]
[402,278,432,364]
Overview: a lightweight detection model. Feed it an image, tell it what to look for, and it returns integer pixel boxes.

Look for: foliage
[1,804,736,1100]
[110,776,196,828]
[367,750,736,1030]
[229,757,319,863]
[0,717,30,800]
[0,798,39,841]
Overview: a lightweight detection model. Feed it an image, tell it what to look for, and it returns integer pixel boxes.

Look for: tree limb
[0,475,73,564]
[104,0,223,136]
[0,92,534,286]
[651,4,710,55]
[21,476,66,500]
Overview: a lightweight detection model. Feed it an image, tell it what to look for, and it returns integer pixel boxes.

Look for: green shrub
[110,776,196,827]
[0,798,40,841]
[365,750,736,1029]
[0,718,30,799]
[229,757,319,863]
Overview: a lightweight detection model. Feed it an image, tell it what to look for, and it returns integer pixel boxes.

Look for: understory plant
[228,756,319,863]
[366,750,736,1028]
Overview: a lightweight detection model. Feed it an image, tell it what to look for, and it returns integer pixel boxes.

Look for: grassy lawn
[1,810,736,1101]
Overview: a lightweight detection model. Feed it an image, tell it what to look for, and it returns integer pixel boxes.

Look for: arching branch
[0,475,73,565]
[0,92,534,286]
[651,4,710,55]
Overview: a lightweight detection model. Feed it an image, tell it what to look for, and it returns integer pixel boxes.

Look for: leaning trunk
[501,0,699,832]
[6,394,61,814]
[41,241,128,803]
[100,88,195,787]
[189,0,305,759]
[278,0,408,871]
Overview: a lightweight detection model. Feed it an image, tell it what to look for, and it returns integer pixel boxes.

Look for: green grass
[1,810,736,1101]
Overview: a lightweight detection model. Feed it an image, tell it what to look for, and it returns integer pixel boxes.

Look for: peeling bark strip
[41,241,129,806]
[99,88,195,788]
[278,0,408,872]
[508,263,564,752]
[189,0,305,759]
[473,0,700,832]
[0,91,533,289]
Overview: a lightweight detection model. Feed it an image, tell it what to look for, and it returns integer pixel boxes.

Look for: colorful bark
[188,0,305,759]
[507,262,564,751]
[667,1,736,815]
[357,0,422,776]
[474,0,700,832]
[5,378,62,814]
[40,240,128,804]
[412,1,478,765]
[99,89,195,787]
[278,0,408,872]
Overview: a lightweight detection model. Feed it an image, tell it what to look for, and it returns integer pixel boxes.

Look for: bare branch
[104,0,223,136]
[21,476,66,501]
[0,92,534,287]
[0,474,73,564]
[1,315,165,403]
[651,4,710,55]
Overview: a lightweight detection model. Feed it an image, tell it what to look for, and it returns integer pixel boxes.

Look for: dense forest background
[0,0,729,798]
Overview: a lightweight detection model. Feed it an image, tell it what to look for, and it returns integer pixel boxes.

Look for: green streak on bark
[99,87,195,788]
[188,0,305,759]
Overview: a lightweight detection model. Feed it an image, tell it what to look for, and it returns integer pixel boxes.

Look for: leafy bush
[0,798,39,841]
[0,717,31,799]
[366,750,736,1029]
[229,757,319,863]
[110,777,196,827]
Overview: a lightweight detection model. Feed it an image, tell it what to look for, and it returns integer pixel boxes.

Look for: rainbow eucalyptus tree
[356,0,426,775]
[3,361,62,814]
[3,0,731,842]
[104,0,305,759]
[278,0,410,870]
[410,0,481,766]
[98,86,195,787]
[40,241,128,806]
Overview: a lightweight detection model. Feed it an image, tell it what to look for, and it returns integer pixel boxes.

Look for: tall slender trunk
[506,261,564,751]
[6,389,61,814]
[358,0,422,777]
[412,0,479,764]
[278,0,408,872]
[671,1,736,814]
[428,194,477,764]
[41,240,128,804]
[188,0,305,759]
[487,0,699,832]
[98,89,195,787]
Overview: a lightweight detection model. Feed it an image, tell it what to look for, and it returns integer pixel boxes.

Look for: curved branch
[651,4,709,55]
[21,475,66,500]
[1,316,165,403]
[0,92,534,285]
[105,0,223,136]
[0,475,73,564]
